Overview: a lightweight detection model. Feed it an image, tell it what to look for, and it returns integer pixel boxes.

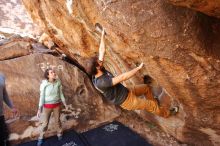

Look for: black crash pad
[17,130,85,146]
[82,121,152,146]
[17,121,151,146]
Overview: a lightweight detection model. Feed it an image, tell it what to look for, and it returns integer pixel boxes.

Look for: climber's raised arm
[112,63,144,86]
[98,29,106,62]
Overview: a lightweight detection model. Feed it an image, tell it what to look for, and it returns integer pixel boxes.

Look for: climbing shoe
[57,135,63,141]
[37,139,43,146]
[170,106,179,115]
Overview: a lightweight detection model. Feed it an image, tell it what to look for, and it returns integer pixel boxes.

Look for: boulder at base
[0,54,119,144]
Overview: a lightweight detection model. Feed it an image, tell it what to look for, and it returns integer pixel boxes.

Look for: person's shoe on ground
[37,139,43,146]
[57,134,63,141]
[170,106,179,115]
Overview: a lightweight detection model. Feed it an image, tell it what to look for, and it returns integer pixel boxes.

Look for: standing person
[88,28,178,118]
[0,73,18,146]
[37,68,67,146]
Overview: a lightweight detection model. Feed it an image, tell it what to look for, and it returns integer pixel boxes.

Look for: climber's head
[87,56,105,76]
[44,68,57,81]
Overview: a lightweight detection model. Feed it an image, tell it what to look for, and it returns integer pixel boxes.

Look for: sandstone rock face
[22,0,220,145]
[0,38,34,61]
[0,36,57,60]
[167,0,220,18]
[0,51,119,143]
[0,0,41,37]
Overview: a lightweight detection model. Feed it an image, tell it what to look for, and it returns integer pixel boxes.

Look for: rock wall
[0,38,119,144]
[0,37,36,61]
[0,0,41,37]
[21,0,220,145]
[167,0,220,18]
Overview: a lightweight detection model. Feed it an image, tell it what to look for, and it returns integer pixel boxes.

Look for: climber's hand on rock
[102,28,105,37]
[137,62,144,70]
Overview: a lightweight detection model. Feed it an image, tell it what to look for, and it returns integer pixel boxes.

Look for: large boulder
[0,53,119,144]
[0,36,58,60]
[0,37,34,60]
[22,0,220,145]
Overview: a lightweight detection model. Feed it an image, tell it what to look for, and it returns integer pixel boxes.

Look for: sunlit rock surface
[0,39,119,144]
[0,0,41,37]
[18,0,220,145]
[167,0,220,18]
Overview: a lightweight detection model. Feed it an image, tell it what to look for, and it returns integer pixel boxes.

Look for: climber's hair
[88,56,99,76]
[44,68,53,80]
[87,56,105,76]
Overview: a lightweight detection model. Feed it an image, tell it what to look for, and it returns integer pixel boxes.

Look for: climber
[36,68,68,146]
[87,28,178,118]
[0,73,18,146]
